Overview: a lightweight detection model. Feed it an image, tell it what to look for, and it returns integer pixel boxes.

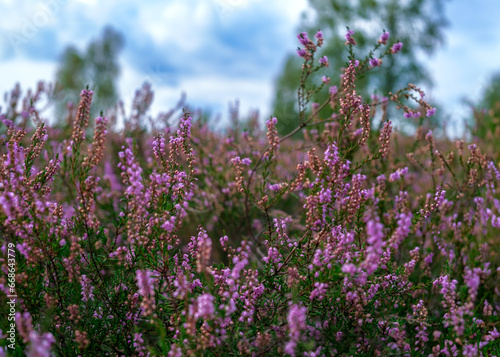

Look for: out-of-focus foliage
[54,26,124,122]
[471,73,500,159]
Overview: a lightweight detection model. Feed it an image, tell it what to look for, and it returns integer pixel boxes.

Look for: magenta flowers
[345,29,356,45]
[379,31,390,44]
[370,57,382,67]
[391,42,403,53]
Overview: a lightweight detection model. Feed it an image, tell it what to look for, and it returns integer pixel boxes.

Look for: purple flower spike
[297,32,309,46]
[391,42,403,53]
[426,108,436,117]
[297,48,307,58]
[345,29,356,45]
[370,58,382,67]
[379,31,390,45]
[319,56,329,67]
[315,30,324,46]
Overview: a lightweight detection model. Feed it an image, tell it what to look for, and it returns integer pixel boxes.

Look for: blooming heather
[362,219,386,275]
[194,293,215,320]
[370,57,382,67]
[379,120,392,157]
[319,56,329,67]
[379,31,390,44]
[391,42,403,53]
[345,29,356,45]
[71,89,93,144]
[0,27,499,357]
[284,304,307,356]
[85,115,108,167]
[26,331,55,357]
[297,32,309,46]
[136,270,155,296]
[136,269,156,315]
[297,48,307,58]
[80,274,94,302]
[315,30,323,46]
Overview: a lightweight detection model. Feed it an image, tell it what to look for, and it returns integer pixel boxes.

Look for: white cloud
[0,0,311,127]
[0,58,57,96]
[137,2,213,51]
[118,59,272,124]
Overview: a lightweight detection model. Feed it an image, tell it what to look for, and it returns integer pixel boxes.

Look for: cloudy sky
[1,0,500,136]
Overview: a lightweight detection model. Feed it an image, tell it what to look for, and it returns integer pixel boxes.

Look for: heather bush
[0,29,499,357]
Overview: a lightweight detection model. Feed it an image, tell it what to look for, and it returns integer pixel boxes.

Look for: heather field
[0,29,499,356]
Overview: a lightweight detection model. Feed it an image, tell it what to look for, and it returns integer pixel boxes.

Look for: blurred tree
[470,73,500,152]
[273,0,449,136]
[54,26,124,122]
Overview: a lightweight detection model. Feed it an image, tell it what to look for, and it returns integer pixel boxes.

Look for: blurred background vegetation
[53,26,124,121]
[30,0,500,153]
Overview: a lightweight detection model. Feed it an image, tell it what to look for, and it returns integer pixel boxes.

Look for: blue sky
[1,0,500,136]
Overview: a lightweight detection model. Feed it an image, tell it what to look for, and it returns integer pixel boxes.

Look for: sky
[424,0,500,136]
[0,0,500,137]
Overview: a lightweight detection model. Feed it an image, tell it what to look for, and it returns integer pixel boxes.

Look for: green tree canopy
[470,72,500,144]
[54,26,124,122]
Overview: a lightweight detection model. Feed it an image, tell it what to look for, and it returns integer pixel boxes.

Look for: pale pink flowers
[284,304,307,356]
